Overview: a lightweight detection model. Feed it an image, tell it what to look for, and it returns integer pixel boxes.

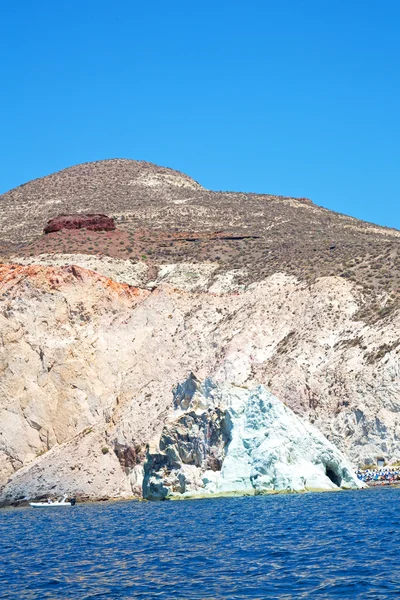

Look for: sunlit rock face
[143,375,363,499]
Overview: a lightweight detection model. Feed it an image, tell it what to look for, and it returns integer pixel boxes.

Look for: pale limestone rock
[0,427,132,504]
[134,170,203,190]
[147,262,218,291]
[208,269,247,294]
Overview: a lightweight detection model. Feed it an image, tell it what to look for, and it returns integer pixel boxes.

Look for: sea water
[0,487,399,599]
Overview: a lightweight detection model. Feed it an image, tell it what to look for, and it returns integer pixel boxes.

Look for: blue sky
[1,1,399,228]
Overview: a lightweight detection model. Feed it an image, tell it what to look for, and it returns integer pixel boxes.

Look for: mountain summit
[1,159,399,299]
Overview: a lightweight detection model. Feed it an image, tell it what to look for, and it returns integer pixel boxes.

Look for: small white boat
[29,494,76,508]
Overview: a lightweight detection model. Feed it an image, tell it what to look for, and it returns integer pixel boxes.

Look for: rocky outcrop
[143,375,362,499]
[44,213,115,234]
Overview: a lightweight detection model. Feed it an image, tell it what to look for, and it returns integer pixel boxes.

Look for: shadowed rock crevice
[325,467,342,487]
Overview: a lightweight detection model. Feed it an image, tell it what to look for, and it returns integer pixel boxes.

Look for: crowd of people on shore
[356,466,400,484]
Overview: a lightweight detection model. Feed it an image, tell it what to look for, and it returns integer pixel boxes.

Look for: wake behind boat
[30,495,76,508]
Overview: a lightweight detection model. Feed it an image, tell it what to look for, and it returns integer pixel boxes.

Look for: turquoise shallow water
[0,487,399,599]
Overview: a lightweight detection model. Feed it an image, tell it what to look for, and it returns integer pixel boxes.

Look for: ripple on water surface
[0,488,400,599]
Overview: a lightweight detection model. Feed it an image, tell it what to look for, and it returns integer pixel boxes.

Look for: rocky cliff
[0,259,397,505]
[0,159,399,505]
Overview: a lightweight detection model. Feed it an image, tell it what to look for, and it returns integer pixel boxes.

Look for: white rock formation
[143,375,363,499]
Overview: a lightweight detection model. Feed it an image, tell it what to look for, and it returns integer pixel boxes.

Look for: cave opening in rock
[325,467,342,487]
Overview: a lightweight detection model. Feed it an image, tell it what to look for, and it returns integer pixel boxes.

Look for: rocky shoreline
[0,375,363,507]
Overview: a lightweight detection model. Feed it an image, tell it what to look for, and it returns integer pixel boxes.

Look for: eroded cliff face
[0,262,399,504]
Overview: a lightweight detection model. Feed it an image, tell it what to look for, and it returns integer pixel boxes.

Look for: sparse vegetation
[1,159,400,314]
[365,341,399,364]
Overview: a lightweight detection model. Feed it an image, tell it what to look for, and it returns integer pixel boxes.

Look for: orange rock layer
[0,263,148,301]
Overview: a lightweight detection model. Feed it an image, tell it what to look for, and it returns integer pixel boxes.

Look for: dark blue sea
[0,487,399,599]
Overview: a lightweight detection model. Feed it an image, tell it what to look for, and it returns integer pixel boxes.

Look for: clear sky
[1,1,399,228]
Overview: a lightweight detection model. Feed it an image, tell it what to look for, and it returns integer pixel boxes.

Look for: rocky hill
[0,159,399,504]
[1,159,400,303]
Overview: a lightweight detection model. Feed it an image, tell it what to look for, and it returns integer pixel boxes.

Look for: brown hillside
[1,158,399,312]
